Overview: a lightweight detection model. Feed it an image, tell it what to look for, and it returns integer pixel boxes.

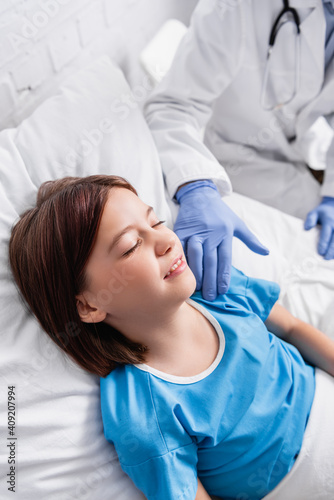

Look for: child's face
[77,188,196,326]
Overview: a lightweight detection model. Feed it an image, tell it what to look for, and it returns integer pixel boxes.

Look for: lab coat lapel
[303,55,334,120]
[295,2,334,135]
[295,0,325,76]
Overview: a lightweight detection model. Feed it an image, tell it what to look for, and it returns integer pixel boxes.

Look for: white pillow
[0,56,164,500]
[0,56,171,223]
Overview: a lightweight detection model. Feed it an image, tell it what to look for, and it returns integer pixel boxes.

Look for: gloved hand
[304,196,334,259]
[175,180,270,300]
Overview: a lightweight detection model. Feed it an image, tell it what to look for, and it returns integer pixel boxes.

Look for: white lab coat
[145,0,334,219]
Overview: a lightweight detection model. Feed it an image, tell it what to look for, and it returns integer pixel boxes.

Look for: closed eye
[153,220,165,227]
[122,240,142,257]
[122,221,165,257]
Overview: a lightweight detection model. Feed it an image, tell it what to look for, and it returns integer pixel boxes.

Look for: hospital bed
[0,27,334,500]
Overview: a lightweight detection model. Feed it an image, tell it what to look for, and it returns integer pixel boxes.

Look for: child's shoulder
[190,266,280,322]
[101,363,150,398]
[101,366,159,434]
[100,365,192,464]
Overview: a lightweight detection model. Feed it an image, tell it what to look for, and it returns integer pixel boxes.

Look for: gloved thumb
[304,210,318,231]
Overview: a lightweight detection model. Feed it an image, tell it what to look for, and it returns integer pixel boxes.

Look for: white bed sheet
[225,193,334,337]
[0,56,333,500]
[265,368,334,500]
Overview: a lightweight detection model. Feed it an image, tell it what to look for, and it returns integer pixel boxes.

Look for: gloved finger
[234,221,269,255]
[217,237,232,295]
[318,222,332,256]
[175,233,187,255]
[324,231,334,260]
[186,237,204,290]
[202,243,218,302]
[304,210,319,231]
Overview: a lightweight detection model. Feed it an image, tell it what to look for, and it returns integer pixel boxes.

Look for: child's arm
[265,303,334,376]
[195,479,212,499]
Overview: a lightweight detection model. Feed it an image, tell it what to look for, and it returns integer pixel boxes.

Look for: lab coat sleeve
[295,83,334,199]
[144,0,245,199]
[322,115,334,198]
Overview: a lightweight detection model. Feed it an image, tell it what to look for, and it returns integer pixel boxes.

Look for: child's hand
[195,479,212,499]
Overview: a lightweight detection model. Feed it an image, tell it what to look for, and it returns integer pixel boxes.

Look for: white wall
[0,0,198,129]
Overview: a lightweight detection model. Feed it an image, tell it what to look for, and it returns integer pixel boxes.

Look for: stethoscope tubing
[269,0,301,49]
[261,0,301,110]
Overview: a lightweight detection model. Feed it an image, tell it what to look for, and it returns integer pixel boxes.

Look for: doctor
[145,0,334,301]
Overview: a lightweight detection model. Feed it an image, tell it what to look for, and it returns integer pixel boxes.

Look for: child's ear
[76,295,107,324]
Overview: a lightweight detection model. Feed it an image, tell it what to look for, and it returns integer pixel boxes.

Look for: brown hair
[9,175,147,377]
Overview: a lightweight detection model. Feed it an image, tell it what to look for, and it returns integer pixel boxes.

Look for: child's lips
[164,256,186,279]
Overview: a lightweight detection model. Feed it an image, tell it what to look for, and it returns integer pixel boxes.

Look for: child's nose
[155,231,175,256]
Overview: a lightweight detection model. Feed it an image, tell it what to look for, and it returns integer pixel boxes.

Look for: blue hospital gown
[100,267,315,500]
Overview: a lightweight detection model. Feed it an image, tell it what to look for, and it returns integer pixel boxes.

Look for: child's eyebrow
[108,206,154,252]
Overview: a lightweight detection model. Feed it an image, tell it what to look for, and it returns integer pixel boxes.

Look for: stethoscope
[269,0,300,52]
[261,0,301,110]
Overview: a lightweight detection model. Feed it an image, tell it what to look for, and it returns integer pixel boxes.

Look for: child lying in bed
[9,175,334,500]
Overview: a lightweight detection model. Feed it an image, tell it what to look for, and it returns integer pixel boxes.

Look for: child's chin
[187,273,197,297]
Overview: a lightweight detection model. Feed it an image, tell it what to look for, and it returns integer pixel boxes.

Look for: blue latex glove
[175,180,270,300]
[304,196,334,259]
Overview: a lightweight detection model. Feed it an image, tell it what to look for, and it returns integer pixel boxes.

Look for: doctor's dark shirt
[323,0,334,66]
